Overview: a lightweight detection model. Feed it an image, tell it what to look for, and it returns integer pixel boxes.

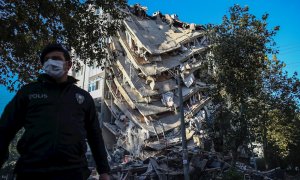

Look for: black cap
[40,43,71,64]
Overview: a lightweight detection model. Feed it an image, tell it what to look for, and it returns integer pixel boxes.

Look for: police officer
[0,43,110,180]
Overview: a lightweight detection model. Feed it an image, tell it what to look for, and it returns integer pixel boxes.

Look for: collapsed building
[101,4,219,160]
[72,4,286,179]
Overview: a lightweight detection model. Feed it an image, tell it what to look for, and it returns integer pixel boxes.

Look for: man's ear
[66,61,72,70]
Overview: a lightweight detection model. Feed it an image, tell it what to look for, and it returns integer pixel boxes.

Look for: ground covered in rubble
[107,146,286,180]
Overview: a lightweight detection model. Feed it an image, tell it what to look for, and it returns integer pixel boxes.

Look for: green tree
[207,4,279,164]
[207,4,300,169]
[254,57,300,168]
[0,0,127,91]
[286,113,300,169]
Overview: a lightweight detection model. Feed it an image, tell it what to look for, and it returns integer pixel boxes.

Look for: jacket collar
[38,74,78,85]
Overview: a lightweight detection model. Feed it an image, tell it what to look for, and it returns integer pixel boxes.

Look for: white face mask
[43,59,66,79]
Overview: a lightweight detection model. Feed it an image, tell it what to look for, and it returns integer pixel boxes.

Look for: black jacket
[0,74,110,174]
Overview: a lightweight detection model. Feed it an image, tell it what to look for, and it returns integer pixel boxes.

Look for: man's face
[44,51,72,73]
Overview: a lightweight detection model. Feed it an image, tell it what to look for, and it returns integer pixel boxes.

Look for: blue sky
[1,0,299,114]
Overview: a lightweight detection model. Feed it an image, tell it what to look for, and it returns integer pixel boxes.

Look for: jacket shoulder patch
[75,93,85,104]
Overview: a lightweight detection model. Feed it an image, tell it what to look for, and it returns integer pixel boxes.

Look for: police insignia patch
[76,93,85,104]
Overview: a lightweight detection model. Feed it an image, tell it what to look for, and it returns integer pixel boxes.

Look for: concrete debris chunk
[182,73,195,88]
[109,146,284,180]
[161,92,174,107]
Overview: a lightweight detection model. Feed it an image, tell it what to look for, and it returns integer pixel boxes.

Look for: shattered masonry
[102,4,218,159]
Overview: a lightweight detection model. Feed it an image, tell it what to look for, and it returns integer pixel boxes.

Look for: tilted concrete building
[68,6,271,178]
[100,4,219,159]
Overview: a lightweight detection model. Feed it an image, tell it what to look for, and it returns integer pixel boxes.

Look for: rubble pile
[108,146,285,180]
[109,147,228,179]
